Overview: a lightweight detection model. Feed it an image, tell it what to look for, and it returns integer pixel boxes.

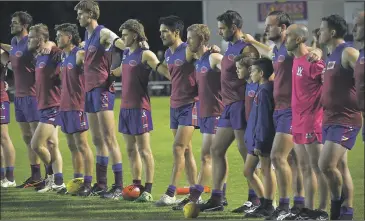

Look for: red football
[121,184,144,201]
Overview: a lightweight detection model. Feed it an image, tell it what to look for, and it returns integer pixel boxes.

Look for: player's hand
[4,81,8,91]
[254,148,262,156]
[307,48,322,62]
[41,41,56,55]
[242,33,255,43]
[139,41,149,50]
[209,45,221,53]
[79,41,85,49]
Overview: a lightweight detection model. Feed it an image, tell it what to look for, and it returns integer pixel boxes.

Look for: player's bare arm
[342,47,360,70]
[100,28,126,50]
[242,33,274,59]
[0,49,11,70]
[209,52,223,71]
[76,49,85,66]
[143,50,171,80]
[0,43,12,53]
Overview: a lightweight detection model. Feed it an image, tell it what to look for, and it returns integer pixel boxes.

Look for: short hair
[54,23,81,46]
[267,11,292,28]
[253,57,274,79]
[234,51,260,67]
[29,23,49,42]
[74,0,100,20]
[187,24,210,45]
[159,15,184,38]
[216,10,243,29]
[119,19,148,42]
[11,11,33,29]
[322,14,348,39]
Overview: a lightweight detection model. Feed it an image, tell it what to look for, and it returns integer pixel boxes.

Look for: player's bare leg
[156,126,195,206]
[197,134,214,186]
[31,124,64,192]
[134,132,154,202]
[97,110,123,199]
[65,134,84,178]
[123,134,142,183]
[294,144,316,210]
[0,124,16,187]
[87,113,108,194]
[336,151,354,219]
[245,155,277,218]
[289,150,305,212]
[270,133,294,212]
[235,129,261,211]
[319,141,351,220]
[73,130,94,195]
[197,127,234,211]
[16,122,43,188]
[260,156,276,202]
[184,140,198,186]
[305,143,328,211]
[243,155,263,200]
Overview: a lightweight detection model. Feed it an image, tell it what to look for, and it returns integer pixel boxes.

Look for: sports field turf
[1,97,364,220]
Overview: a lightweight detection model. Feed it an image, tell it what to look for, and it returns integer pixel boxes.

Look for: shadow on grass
[1,189,245,220]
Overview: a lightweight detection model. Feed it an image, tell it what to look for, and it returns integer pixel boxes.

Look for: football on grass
[121,184,144,201]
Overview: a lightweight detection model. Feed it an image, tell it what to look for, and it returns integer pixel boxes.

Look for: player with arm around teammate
[352,11,364,142]
[0,49,16,188]
[27,23,65,193]
[284,23,329,220]
[54,23,95,196]
[110,19,170,202]
[318,14,361,220]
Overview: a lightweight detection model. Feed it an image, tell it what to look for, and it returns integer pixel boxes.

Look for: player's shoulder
[209,52,223,61]
[342,46,359,57]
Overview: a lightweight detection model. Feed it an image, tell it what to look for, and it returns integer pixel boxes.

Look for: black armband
[112,38,121,48]
[155,62,162,73]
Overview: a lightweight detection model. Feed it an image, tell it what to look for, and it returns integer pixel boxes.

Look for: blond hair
[187,24,210,46]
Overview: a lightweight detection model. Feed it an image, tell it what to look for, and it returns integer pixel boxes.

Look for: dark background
[0,1,203,52]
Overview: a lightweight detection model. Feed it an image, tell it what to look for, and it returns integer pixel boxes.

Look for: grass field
[1,97,364,220]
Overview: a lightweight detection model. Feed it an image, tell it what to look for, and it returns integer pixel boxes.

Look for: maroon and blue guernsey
[272,42,294,110]
[165,42,198,108]
[60,47,85,111]
[83,25,112,92]
[245,82,259,121]
[321,43,361,127]
[354,48,364,112]
[120,48,151,111]
[220,39,250,106]
[9,36,36,97]
[35,47,62,110]
[195,51,223,118]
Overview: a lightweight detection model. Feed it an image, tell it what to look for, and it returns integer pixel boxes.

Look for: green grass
[1,97,364,220]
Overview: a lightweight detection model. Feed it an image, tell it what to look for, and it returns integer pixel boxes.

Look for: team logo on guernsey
[88,45,97,53]
[38,62,46,69]
[327,61,336,70]
[254,94,259,104]
[296,66,303,77]
[129,60,138,67]
[360,57,364,64]
[228,54,236,61]
[175,59,183,66]
[67,63,74,70]
[200,66,208,73]
[166,57,170,62]
[305,133,313,139]
[0,103,5,110]
[248,90,255,98]
[278,55,285,62]
[15,51,23,57]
